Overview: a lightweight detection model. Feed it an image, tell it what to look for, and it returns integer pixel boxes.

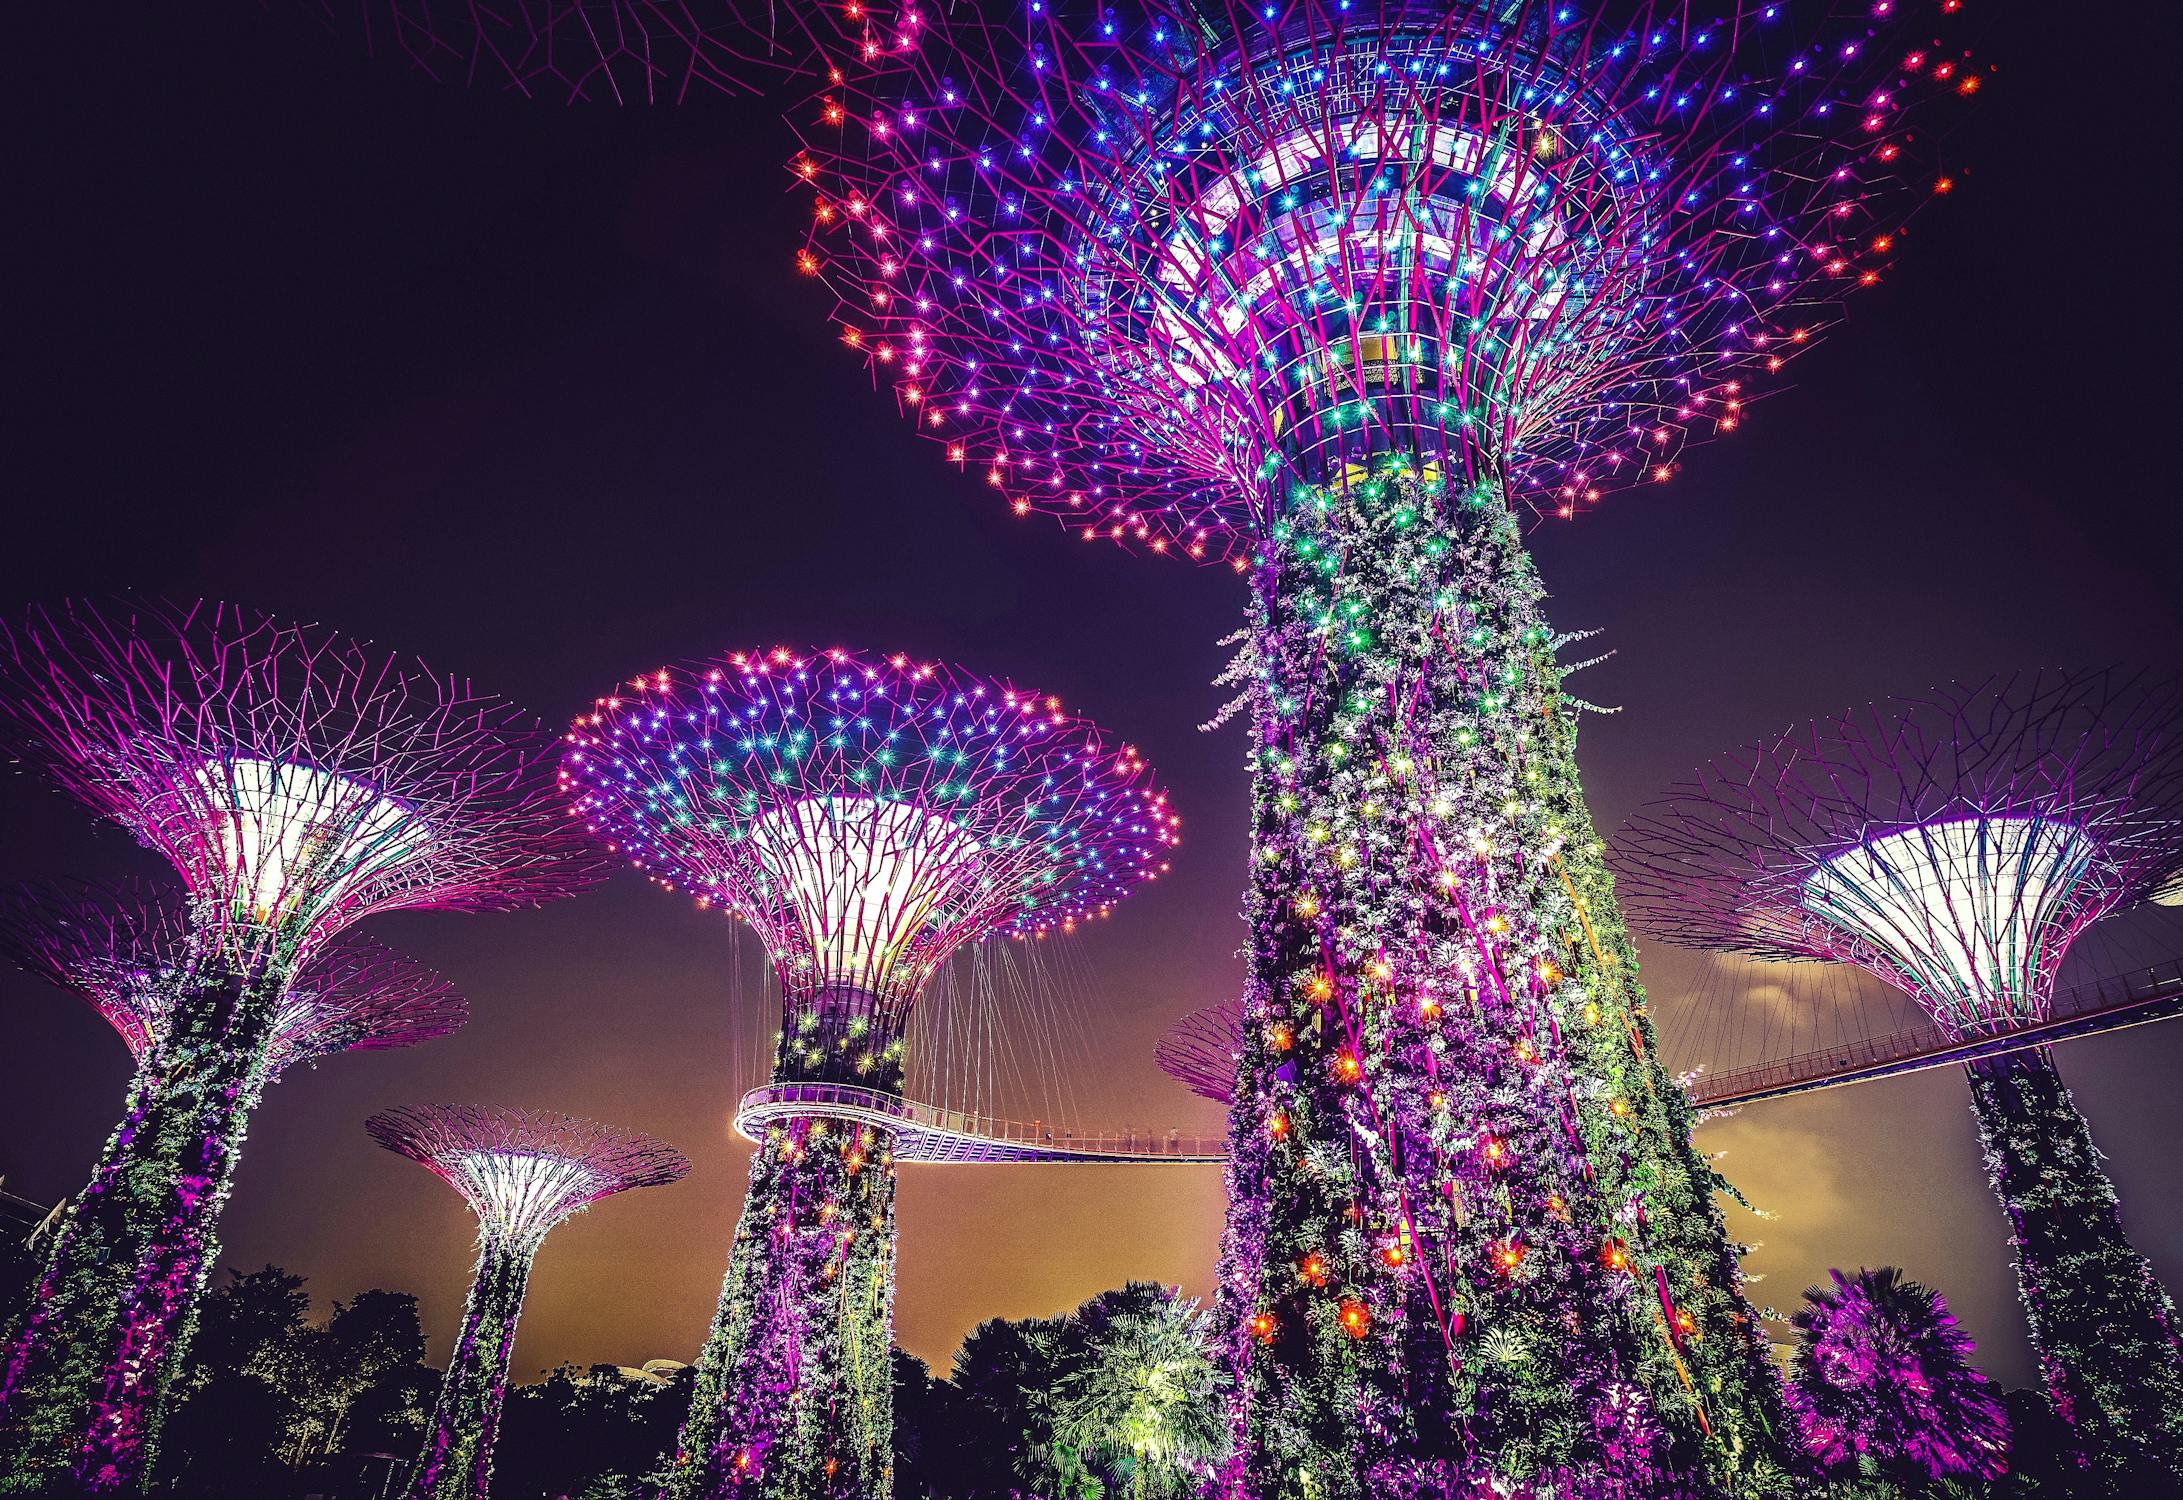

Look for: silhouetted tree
[490,1362,691,1500]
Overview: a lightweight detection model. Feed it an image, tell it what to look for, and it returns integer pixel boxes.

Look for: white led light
[747,796,984,992]
[447,1150,610,1245]
[192,758,417,926]
[1803,815,2094,1032]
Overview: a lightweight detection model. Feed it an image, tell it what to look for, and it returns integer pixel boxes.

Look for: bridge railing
[1689,956,2183,1107]
[737,1081,1226,1158]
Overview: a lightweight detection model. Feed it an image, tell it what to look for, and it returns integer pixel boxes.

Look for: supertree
[562,646,1179,1498]
[1785,1267,2008,1485]
[0,599,598,1493]
[793,0,1980,1491]
[298,0,932,104]
[1155,998,1243,1105]
[1611,669,2183,1487]
[367,1105,689,1500]
[0,879,468,1083]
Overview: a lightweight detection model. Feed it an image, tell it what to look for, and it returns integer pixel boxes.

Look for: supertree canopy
[1612,669,2183,1487]
[1156,996,1243,1105]
[563,645,1178,1498]
[302,0,932,104]
[0,879,468,1081]
[0,599,596,1495]
[794,3,1977,1494]
[368,1106,689,1500]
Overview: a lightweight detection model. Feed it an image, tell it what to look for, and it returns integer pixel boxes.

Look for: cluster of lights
[796,0,1978,557]
[562,647,1179,1003]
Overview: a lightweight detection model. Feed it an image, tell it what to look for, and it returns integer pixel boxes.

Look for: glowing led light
[1803,815,2094,1031]
[747,795,985,993]
[191,758,418,927]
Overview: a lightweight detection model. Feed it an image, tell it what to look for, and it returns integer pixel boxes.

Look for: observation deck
[1688,958,2183,1110]
[733,1081,1226,1164]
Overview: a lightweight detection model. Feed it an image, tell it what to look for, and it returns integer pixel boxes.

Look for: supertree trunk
[1215,474,1788,1499]
[670,1118,897,1499]
[406,1235,536,1500]
[0,963,281,1494]
[1964,1047,2183,1487]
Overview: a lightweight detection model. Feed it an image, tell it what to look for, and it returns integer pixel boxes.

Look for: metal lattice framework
[797,0,1976,559]
[0,598,600,1494]
[0,879,468,1078]
[0,599,603,970]
[562,646,1179,1071]
[300,0,933,103]
[1155,996,1243,1105]
[368,1104,691,1246]
[1612,669,2183,1482]
[1612,669,2183,1038]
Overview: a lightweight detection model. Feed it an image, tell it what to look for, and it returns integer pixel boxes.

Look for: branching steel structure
[0,879,468,1081]
[1613,669,2183,1486]
[0,599,596,1493]
[1156,996,1244,1105]
[792,2,1977,1493]
[368,1105,689,1500]
[563,645,1178,1497]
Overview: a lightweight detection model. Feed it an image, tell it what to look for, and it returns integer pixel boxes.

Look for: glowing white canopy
[447,1150,611,1247]
[192,758,417,928]
[1802,815,2095,1033]
[746,796,984,995]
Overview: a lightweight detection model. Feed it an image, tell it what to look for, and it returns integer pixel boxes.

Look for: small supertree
[794,2,1982,1490]
[0,599,597,1493]
[564,646,1179,1498]
[1786,1267,2009,1485]
[1155,999,1242,1106]
[1613,669,2183,1486]
[0,878,468,1083]
[299,0,931,104]
[367,1106,689,1500]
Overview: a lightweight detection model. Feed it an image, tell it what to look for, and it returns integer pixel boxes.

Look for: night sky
[2,5,2178,1392]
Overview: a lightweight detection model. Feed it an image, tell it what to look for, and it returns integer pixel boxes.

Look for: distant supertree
[1613,669,2183,1486]
[0,599,597,1493]
[1785,1267,2008,1485]
[0,879,467,1081]
[299,0,931,103]
[367,1106,689,1500]
[564,646,1179,1497]
[796,3,1979,1490]
[1155,998,1242,1106]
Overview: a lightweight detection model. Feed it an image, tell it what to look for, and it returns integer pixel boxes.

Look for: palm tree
[1052,1285,1229,1499]
[1787,1266,2009,1484]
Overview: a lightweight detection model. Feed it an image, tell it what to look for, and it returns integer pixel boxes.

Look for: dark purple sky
[0,4,2177,1390]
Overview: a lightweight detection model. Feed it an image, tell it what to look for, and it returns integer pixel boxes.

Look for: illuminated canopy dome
[1613,670,2183,1037]
[800,0,1975,555]
[368,1104,690,1248]
[0,600,601,966]
[0,879,468,1078]
[563,647,1179,1081]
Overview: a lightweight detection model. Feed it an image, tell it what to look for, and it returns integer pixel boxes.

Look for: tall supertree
[367,1105,689,1500]
[0,599,598,1493]
[0,879,468,1082]
[298,0,932,103]
[1611,669,2183,1487]
[563,646,1180,1498]
[794,1,1980,1491]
